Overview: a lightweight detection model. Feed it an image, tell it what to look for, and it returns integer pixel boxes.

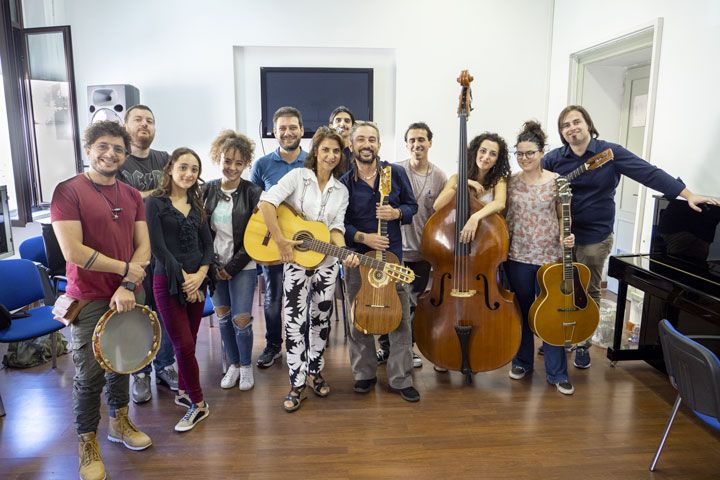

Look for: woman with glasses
[505,120,576,395]
[258,127,359,412]
[202,130,262,391]
[146,147,214,430]
[433,132,511,243]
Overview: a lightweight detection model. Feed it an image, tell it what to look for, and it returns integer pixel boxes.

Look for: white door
[607,64,650,293]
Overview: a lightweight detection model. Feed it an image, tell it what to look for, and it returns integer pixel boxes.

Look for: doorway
[567,19,663,295]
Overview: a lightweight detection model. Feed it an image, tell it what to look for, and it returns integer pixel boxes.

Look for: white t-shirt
[211,187,256,271]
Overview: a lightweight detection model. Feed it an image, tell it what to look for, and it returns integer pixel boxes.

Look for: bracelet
[122,261,129,278]
[83,250,99,269]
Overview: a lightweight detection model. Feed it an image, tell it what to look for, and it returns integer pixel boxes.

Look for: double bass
[414,71,521,383]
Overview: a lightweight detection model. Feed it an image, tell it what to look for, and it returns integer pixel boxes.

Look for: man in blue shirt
[250,106,307,368]
[544,105,718,369]
[340,121,420,403]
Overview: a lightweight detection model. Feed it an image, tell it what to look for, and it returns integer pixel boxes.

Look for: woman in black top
[146,147,213,432]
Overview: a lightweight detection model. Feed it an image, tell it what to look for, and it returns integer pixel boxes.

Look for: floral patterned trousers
[282,262,339,389]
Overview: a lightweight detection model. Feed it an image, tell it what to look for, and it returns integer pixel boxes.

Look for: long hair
[467,132,511,189]
[557,105,599,146]
[304,127,347,178]
[153,147,207,224]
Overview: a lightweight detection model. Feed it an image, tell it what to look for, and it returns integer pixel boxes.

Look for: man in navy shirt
[544,105,718,369]
[341,121,420,403]
[250,106,307,368]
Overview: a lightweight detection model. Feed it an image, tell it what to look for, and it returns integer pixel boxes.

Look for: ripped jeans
[212,269,257,366]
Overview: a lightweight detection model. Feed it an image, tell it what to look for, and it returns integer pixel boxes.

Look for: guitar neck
[565,164,586,181]
[305,238,387,271]
[561,202,574,283]
[376,197,389,261]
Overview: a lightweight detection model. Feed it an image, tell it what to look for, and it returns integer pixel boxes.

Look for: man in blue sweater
[544,105,718,369]
[250,106,307,368]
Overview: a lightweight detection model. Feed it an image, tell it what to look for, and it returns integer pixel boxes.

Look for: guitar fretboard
[304,238,388,271]
[565,164,586,182]
[561,202,573,282]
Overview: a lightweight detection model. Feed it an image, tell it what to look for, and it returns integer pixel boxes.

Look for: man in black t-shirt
[121,104,178,404]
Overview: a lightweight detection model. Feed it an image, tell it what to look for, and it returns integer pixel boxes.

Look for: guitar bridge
[450,289,476,298]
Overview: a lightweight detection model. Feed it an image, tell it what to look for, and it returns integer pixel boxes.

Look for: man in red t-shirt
[51,120,152,480]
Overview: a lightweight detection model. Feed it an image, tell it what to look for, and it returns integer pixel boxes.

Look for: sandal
[283,386,307,413]
[309,374,330,398]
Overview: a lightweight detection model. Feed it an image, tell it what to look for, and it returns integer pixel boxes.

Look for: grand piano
[607,196,720,368]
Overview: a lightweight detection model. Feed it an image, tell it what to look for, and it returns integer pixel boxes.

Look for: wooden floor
[1,297,719,480]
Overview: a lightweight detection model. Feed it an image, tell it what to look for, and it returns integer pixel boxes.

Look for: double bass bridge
[450,288,476,298]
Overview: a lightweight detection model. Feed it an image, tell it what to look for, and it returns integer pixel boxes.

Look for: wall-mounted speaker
[87,84,140,124]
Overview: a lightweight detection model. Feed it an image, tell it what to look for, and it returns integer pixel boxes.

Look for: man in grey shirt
[377,122,447,368]
[119,104,178,403]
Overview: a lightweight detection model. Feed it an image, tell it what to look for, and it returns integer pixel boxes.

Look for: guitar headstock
[556,176,572,204]
[457,70,474,117]
[586,148,614,170]
[379,166,392,198]
[384,263,416,285]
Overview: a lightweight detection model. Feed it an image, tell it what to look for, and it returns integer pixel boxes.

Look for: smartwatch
[121,280,136,292]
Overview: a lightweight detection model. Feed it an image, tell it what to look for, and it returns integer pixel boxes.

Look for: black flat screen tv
[260,67,373,138]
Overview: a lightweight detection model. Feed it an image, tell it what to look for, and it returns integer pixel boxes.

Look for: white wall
[33,0,554,180]
[548,0,720,197]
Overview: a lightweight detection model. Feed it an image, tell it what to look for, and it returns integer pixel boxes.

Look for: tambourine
[92,304,162,374]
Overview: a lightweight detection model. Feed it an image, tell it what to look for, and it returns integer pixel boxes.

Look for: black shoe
[376,349,389,365]
[353,377,377,393]
[390,385,420,402]
[256,344,282,369]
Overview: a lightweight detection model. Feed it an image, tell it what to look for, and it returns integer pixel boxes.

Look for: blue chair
[18,236,48,265]
[0,259,66,416]
[19,234,66,294]
[650,320,720,471]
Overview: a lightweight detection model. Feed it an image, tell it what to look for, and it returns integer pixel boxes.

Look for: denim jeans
[137,263,175,375]
[212,269,256,366]
[505,259,568,384]
[261,264,284,347]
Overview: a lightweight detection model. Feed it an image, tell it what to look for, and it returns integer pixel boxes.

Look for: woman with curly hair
[146,147,213,431]
[202,130,262,392]
[433,132,511,243]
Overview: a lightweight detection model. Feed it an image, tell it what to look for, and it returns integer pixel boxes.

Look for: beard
[280,137,301,152]
[130,129,155,151]
[353,148,378,164]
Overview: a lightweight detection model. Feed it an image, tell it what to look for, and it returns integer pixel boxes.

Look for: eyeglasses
[514,150,539,159]
[93,142,127,156]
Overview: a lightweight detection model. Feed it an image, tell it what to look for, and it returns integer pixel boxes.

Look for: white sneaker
[238,365,254,391]
[220,365,241,389]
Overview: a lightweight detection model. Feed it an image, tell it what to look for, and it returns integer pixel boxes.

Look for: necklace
[359,169,377,181]
[85,173,122,220]
[407,162,432,200]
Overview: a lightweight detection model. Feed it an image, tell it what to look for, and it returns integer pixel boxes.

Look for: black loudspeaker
[87,84,140,124]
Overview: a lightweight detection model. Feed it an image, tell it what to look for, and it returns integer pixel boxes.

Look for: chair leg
[51,331,58,369]
[650,394,682,471]
[0,391,5,416]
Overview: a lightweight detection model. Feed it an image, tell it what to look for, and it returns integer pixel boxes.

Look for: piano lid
[648,196,720,292]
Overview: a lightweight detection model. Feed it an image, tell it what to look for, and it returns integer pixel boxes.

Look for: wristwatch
[120,280,136,292]
[357,232,365,243]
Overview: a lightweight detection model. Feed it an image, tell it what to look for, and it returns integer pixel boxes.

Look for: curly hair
[209,129,255,167]
[467,132,510,189]
[304,127,347,178]
[153,147,207,224]
[83,120,131,152]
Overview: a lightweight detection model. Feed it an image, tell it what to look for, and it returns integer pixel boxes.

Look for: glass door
[23,26,81,205]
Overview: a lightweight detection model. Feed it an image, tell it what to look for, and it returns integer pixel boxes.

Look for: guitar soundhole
[373,270,385,282]
[294,231,313,252]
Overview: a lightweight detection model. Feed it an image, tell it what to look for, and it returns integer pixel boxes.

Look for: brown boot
[78,432,106,480]
[108,405,152,450]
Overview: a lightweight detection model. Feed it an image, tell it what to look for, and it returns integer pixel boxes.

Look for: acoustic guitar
[351,166,406,335]
[244,201,414,282]
[528,177,599,347]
